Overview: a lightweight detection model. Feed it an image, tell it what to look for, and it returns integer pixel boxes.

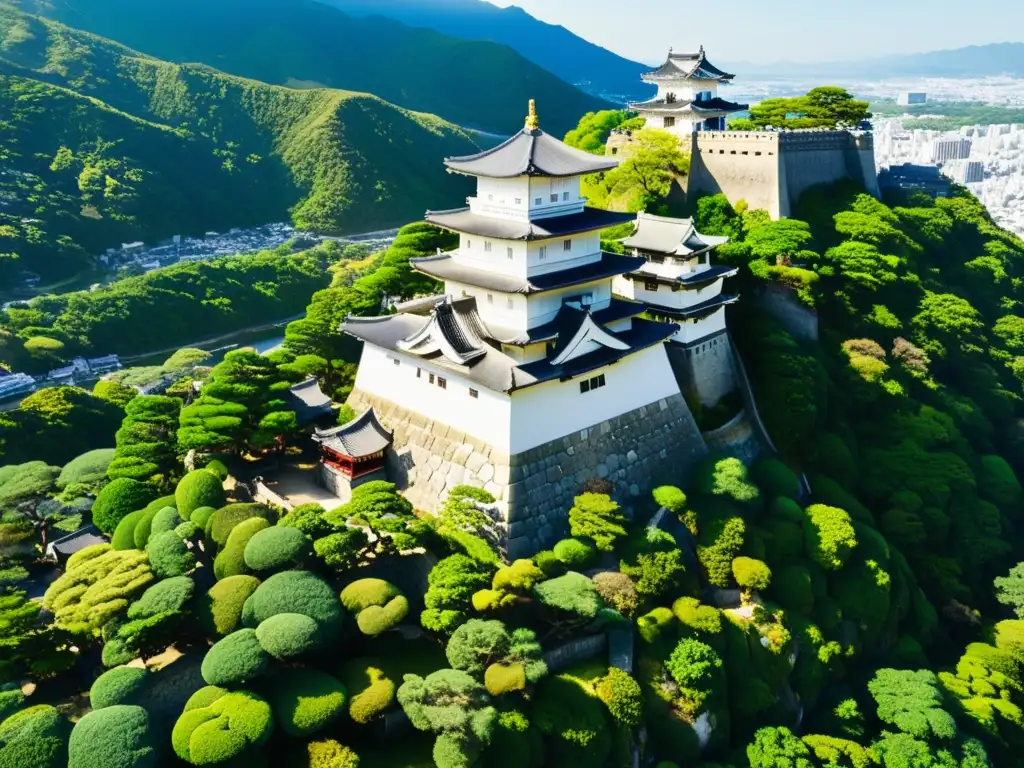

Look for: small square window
[416,368,422,379]
[469,388,479,399]
[429,373,435,384]
[437,377,447,390]
[539,246,547,260]
[596,374,606,388]
[487,194,493,201]
[466,239,472,249]
[484,241,492,253]
[645,280,659,292]
[563,239,572,252]
[580,379,591,394]
[664,116,676,128]
[392,358,400,367]
[506,298,514,310]
[550,194,559,203]
[535,197,542,205]
[487,293,493,304]
[506,247,513,260]
[515,198,522,205]
[563,191,570,201]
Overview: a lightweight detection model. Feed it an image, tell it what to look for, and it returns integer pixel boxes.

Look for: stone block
[597,464,609,478]
[494,464,511,485]
[452,444,474,467]
[627,450,638,465]
[445,465,466,488]
[485,481,503,500]
[600,421,612,436]
[478,463,495,484]
[507,536,534,560]
[427,454,443,472]
[607,454,621,472]
[506,482,527,505]
[465,452,486,474]
[545,465,563,483]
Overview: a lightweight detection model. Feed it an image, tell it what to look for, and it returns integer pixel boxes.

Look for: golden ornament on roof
[524,99,539,131]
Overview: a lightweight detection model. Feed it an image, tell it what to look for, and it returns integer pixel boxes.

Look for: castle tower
[612,213,738,346]
[629,46,748,137]
[343,101,706,557]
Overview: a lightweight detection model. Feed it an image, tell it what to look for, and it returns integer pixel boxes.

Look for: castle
[610,47,881,219]
[336,102,758,557]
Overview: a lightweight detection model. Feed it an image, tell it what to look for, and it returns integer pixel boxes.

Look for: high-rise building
[931,137,972,163]
[628,46,747,137]
[897,92,927,106]
[942,160,985,184]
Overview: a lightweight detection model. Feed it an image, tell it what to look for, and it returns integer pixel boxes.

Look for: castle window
[487,294,494,304]
[429,373,435,384]
[392,358,400,367]
[563,191,570,201]
[488,194,493,201]
[515,198,522,205]
[730,150,737,155]
[580,373,607,394]
[469,388,479,399]
[539,246,547,260]
[507,247,514,260]
[550,194,559,203]
[437,377,447,390]
[506,298,514,310]
[484,241,492,253]
[611,148,618,155]
[664,116,676,128]
[417,368,422,378]
[563,239,572,252]
[645,280,659,292]
[742,151,749,155]
[466,239,472,249]
[755,151,762,156]
[535,197,542,205]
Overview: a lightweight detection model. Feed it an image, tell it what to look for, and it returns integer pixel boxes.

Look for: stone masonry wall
[665,331,737,407]
[347,388,708,558]
[757,283,819,342]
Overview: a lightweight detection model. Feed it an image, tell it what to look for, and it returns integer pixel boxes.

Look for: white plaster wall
[656,79,719,102]
[674,307,727,344]
[354,344,513,452]
[448,281,529,330]
[469,177,531,220]
[527,279,613,327]
[508,345,681,453]
[630,278,724,310]
[527,233,601,276]
[528,176,583,218]
[455,232,600,280]
[457,235,526,278]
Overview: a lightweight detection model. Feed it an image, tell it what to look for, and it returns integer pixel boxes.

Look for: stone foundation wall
[665,331,738,407]
[347,389,708,558]
[758,283,819,342]
[701,409,762,464]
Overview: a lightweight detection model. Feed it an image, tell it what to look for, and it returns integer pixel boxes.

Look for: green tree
[0,462,61,549]
[747,726,816,768]
[747,87,870,129]
[867,669,957,740]
[107,396,181,486]
[996,563,1024,619]
[568,493,627,552]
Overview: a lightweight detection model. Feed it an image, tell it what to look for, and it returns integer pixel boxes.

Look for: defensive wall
[686,130,880,219]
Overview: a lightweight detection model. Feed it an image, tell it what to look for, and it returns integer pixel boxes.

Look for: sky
[486,0,1024,64]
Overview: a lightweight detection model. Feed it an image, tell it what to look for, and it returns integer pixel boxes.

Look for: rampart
[686,130,880,218]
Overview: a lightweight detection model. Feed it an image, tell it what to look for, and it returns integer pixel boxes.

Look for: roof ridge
[445,130,525,164]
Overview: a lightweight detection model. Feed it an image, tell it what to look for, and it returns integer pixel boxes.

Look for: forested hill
[17,0,612,135]
[319,0,653,101]
[0,4,480,286]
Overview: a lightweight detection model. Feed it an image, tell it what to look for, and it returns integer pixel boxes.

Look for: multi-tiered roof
[629,46,747,125]
[342,102,679,394]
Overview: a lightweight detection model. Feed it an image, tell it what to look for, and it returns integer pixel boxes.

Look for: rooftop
[410,251,646,295]
[645,293,740,320]
[425,206,634,241]
[342,296,677,393]
[622,212,731,257]
[314,408,393,458]
[642,46,736,83]
[286,377,335,426]
[443,100,620,179]
[628,96,748,115]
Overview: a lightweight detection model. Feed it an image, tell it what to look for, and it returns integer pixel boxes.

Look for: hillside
[0,4,480,286]
[17,0,612,135]
[319,0,654,102]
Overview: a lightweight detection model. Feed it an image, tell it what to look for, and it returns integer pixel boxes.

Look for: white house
[613,212,739,345]
[628,46,747,136]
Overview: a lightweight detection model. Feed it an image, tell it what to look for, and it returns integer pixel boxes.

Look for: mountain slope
[18,0,612,135]
[319,0,654,102]
[0,5,480,285]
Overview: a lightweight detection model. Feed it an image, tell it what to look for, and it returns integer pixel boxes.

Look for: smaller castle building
[629,47,748,137]
[613,213,738,346]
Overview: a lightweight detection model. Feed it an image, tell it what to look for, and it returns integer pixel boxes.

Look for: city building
[342,101,708,556]
[0,372,36,400]
[897,92,927,106]
[613,213,738,346]
[878,163,952,198]
[942,159,985,184]
[628,46,747,136]
[931,137,972,163]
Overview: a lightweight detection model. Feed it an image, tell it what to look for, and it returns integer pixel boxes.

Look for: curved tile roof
[444,129,620,178]
[425,206,634,241]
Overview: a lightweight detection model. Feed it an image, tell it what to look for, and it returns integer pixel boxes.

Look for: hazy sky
[486,0,1023,64]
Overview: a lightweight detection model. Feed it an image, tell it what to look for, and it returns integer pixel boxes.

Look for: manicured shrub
[92,479,158,536]
[553,537,598,569]
[804,504,857,570]
[175,521,199,539]
[653,485,688,513]
[979,454,1022,509]
[294,740,360,768]
[203,460,229,482]
[761,517,804,564]
[146,530,196,579]
[111,510,148,551]
[750,458,801,500]
[201,629,270,686]
[172,689,273,765]
[807,432,858,487]
[341,578,409,636]
[592,572,639,618]
[151,507,183,537]
[733,557,772,592]
[480,708,544,768]
[132,510,159,550]
[696,457,761,509]
[339,659,397,724]
[90,666,149,709]
[534,674,611,766]
[278,503,333,538]
[595,667,643,727]
[190,507,216,530]
[666,638,723,689]
[492,560,545,594]
[268,669,348,737]
[671,597,722,637]
[68,705,156,768]
[214,517,271,580]
[207,504,275,547]
[197,575,261,637]
[769,496,805,522]
[446,619,546,685]
[0,704,68,768]
[485,663,527,695]
[619,528,687,598]
[0,686,24,722]
[568,493,627,552]
[58,448,116,491]
[533,550,566,578]
[314,529,370,572]
[242,570,344,637]
[256,613,321,659]
[175,470,226,521]
[244,526,311,572]
[533,572,603,636]
[421,554,493,636]
[44,548,153,634]
[771,564,815,614]
[696,513,746,587]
